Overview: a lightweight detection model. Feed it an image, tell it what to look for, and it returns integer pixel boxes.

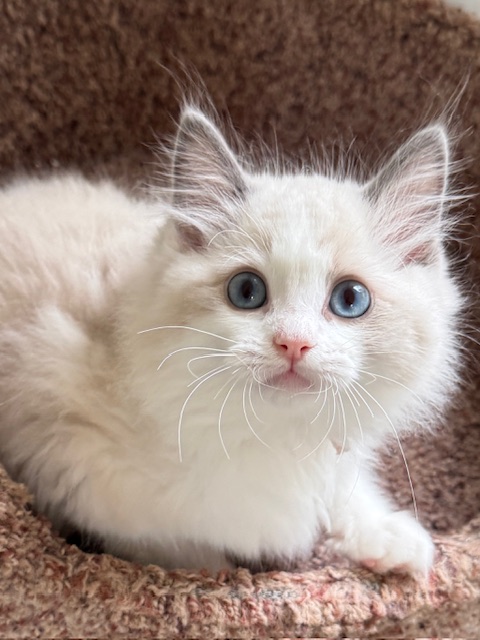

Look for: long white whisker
[300,382,338,462]
[156,346,229,372]
[337,391,348,461]
[366,350,410,355]
[187,363,232,388]
[351,380,418,521]
[351,381,375,418]
[309,380,331,425]
[358,369,424,404]
[290,383,317,397]
[177,365,231,463]
[343,385,364,445]
[218,379,239,460]
[293,379,326,451]
[314,381,326,403]
[248,379,265,424]
[214,367,242,400]
[187,352,235,377]
[340,388,364,506]
[345,454,362,507]
[292,422,309,451]
[138,324,236,343]
[258,382,265,404]
[242,380,272,450]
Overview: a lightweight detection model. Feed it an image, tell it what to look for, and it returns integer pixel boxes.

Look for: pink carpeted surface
[0,0,479,636]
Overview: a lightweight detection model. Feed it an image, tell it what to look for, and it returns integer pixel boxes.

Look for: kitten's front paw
[332,511,434,576]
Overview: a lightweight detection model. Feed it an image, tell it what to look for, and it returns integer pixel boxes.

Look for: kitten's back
[0,175,160,325]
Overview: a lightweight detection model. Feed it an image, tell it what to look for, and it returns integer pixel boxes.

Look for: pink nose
[274,336,314,361]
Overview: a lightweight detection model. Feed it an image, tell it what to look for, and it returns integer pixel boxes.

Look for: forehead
[243,174,375,275]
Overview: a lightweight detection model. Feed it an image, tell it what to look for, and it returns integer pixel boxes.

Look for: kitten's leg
[327,454,434,576]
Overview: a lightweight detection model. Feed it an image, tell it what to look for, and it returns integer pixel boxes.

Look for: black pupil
[343,286,356,307]
[241,279,254,300]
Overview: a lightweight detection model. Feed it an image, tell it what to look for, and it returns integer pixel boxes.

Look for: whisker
[293,379,328,451]
[213,367,242,400]
[292,422,309,451]
[187,352,235,377]
[309,380,331,425]
[292,430,308,451]
[340,386,364,505]
[156,345,229,372]
[217,379,239,460]
[351,380,418,521]
[343,385,364,445]
[336,390,348,461]
[289,382,317,397]
[294,380,325,451]
[366,350,410,355]
[248,379,265,424]
[358,368,424,404]
[300,382,338,462]
[177,365,232,462]
[345,455,362,507]
[242,380,272,450]
[258,382,265,404]
[187,363,232,388]
[138,324,236,344]
[314,381,326,403]
[351,381,375,419]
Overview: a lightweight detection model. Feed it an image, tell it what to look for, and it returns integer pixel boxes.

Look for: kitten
[0,106,461,575]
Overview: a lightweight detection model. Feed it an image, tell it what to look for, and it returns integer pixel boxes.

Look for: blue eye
[227,271,267,310]
[329,280,371,318]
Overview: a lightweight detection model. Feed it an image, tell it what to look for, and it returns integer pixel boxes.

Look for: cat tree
[0,0,479,636]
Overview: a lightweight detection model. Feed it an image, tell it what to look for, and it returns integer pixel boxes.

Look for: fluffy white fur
[0,107,461,575]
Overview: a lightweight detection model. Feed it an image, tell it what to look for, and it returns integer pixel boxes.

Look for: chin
[262,371,316,396]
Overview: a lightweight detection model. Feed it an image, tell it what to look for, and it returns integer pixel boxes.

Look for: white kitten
[0,106,461,575]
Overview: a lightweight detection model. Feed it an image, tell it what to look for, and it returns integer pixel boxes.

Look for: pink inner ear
[403,242,436,265]
[176,222,206,251]
[381,214,440,266]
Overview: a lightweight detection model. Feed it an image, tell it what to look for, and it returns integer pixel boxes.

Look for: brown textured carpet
[0,0,479,637]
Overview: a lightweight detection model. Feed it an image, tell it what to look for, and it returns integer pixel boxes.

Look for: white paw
[332,511,435,576]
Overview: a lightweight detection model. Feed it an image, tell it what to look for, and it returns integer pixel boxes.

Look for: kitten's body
[0,109,461,574]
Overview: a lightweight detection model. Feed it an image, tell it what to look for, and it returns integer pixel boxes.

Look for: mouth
[264,370,314,394]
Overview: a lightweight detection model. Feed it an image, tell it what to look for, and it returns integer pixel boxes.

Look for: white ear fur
[363,125,450,265]
[171,107,247,250]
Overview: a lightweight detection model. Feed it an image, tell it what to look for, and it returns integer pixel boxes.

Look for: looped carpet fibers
[0,0,479,636]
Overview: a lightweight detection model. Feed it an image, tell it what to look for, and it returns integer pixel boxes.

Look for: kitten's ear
[363,125,450,265]
[171,107,247,250]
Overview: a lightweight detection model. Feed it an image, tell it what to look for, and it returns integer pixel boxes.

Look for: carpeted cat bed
[0,0,479,636]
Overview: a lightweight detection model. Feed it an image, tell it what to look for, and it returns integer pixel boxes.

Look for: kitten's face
[140,108,460,445]
[163,173,456,408]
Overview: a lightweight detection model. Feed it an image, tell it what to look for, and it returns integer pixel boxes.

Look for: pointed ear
[363,125,450,265]
[171,107,247,250]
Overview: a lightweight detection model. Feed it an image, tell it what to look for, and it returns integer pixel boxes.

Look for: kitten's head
[139,107,461,447]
